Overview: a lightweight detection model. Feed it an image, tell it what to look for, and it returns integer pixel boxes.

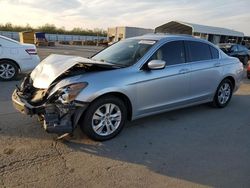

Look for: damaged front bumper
[12,89,44,115]
[12,89,88,134]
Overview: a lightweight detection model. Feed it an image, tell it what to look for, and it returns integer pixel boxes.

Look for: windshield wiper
[111,63,128,68]
[92,58,128,68]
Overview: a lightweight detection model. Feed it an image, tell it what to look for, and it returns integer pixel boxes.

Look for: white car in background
[0,35,40,80]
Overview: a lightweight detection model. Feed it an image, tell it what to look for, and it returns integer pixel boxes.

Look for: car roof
[131,33,195,41]
[131,33,216,47]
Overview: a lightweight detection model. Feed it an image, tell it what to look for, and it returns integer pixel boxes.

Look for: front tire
[0,60,18,81]
[212,79,233,108]
[80,96,127,141]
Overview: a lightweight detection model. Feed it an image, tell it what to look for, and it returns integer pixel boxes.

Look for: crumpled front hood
[30,54,112,89]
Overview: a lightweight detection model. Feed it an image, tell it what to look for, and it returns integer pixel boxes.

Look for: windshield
[92,39,156,66]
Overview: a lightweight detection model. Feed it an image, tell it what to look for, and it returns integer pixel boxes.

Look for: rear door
[136,40,191,116]
[185,41,222,101]
[0,38,3,56]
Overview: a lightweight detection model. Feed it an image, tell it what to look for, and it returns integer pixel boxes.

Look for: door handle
[214,62,221,67]
[179,68,189,74]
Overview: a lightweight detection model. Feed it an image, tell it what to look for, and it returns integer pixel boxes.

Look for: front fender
[75,86,133,103]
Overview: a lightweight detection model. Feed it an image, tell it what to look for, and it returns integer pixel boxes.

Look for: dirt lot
[0,45,250,188]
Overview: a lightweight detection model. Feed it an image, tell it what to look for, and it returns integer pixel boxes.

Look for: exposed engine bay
[12,55,119,136]
[17,63,114,106]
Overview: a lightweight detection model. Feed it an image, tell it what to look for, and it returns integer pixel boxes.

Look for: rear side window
[187,41,212,62]
[210,46,219,59]
[150,41,186,66]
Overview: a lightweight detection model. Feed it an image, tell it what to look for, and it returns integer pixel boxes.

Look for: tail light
[25,49,37,55]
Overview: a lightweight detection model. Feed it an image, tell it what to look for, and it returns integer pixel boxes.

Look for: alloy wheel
[92,103,122,136]
[218,82,231,105]
[0,63,16,79]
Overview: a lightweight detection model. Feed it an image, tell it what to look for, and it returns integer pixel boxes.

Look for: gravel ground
[0,45,250,188]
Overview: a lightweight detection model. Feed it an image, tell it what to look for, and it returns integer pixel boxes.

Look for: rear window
[187,41,212,62]
[238,45,248,51]
[0,36,20,44]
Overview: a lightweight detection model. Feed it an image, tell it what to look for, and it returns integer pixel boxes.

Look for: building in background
[0,31,106,43]
[155,21,244,44]
[243,36,250,48]
[107,26,154,43]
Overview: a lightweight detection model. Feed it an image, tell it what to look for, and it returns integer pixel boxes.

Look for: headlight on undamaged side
[58,82,88,103]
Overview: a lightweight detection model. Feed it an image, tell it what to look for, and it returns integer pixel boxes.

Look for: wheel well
[93,92,133,121]
[224,76,235,90]
[0,58,20,71]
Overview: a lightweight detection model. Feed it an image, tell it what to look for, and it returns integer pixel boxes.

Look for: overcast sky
[0,0,249,35]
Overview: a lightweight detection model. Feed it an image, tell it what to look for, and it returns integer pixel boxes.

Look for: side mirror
[147,60,166,70]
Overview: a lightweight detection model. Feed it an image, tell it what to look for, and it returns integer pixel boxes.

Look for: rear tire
[80,95,127,141]
[212,79,233,108]
[0,60,18,81]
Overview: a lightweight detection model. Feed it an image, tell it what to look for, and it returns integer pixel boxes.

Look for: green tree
[0,23,107,36]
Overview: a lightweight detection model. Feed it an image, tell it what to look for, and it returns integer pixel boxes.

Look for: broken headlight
[57,82,88,104]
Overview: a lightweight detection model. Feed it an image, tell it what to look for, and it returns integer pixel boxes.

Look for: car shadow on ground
[62,94,250,188]
[1,93,250,187]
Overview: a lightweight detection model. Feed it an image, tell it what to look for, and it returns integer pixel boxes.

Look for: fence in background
[0,31,106,42]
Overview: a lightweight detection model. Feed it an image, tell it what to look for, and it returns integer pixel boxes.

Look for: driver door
[135,40,190,117]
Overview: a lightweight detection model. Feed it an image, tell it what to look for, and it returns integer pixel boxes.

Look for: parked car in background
[12,34,243,141]
[0,35,40,81]
[218,43,250,65]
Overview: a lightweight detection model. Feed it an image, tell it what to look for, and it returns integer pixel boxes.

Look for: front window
[92,39,156,67]
[149,41,186,66]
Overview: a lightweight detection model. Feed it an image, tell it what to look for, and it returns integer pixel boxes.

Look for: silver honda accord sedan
[12,34,243,141]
